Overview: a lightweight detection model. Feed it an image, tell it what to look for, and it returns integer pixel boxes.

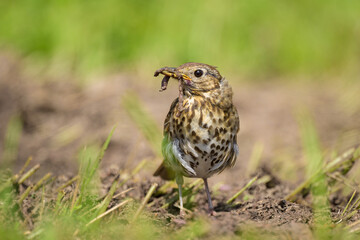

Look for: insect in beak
[154,67,192,91]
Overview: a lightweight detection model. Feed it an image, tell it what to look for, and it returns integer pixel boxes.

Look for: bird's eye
[194,69,203,78]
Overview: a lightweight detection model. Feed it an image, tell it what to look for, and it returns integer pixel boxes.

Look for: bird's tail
[153,162,175,180]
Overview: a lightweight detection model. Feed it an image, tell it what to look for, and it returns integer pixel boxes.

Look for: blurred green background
[0,0,359,80]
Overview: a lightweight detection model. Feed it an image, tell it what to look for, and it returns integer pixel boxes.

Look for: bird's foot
[180,209,186,217]
[208,209,216,216]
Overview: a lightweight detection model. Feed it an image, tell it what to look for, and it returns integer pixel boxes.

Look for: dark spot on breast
[198,111,203,126]
[210,150,215,154]
[186,124,191,132]
[202,123,208,129]
[221,139,225,144]
[194,146,202,154]
[211,143,215,149]
[192,131,196,136]
[214,128,219,138]
[203,139,209,145]
[220,146,225,151]
[216,145,220,150]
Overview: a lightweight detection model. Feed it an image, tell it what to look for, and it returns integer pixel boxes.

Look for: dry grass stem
[32,173,52,192]
[227,176,258,204]
[18,164,40,184]
[19,186,33,203]
[13,156,32,182]
[96,175,120,216]
[56,175,79,192]
[286,145,360,202]
[132,183,158,222]
[86,199,132,227]
[112,187,134,199]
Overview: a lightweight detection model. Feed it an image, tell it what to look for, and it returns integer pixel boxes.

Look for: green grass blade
[1,114,23,169]
[77,125,117,204]
[297,109,331,238]
[95,175,120,217]
[122,92,162,157]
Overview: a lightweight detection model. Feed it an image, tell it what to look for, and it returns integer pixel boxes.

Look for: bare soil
[1,54,360,238]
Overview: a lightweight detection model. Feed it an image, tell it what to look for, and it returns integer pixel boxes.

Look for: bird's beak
[181,74,192,81]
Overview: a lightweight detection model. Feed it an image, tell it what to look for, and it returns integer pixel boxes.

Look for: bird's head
[155,62,223,93]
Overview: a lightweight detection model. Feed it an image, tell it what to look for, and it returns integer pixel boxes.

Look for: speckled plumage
[154,62,240,215]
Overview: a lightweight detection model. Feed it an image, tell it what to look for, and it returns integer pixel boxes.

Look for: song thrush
[154,62,240,215]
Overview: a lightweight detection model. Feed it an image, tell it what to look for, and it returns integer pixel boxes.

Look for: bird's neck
[183,78,233,110]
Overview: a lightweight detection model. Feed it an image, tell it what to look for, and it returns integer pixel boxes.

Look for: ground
[1,54,360,238]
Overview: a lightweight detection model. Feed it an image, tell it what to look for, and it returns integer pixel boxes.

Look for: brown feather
[153,162,175,180]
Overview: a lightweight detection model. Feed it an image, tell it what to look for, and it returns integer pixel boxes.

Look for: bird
[153,62,240,215]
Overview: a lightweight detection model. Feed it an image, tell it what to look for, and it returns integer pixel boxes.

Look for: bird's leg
[175,174,185,215]
[203,178,215,216]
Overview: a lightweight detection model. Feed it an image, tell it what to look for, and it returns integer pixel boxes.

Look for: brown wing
[153,98,179,180]
[222,104,240,171]
[228,105,240,167]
